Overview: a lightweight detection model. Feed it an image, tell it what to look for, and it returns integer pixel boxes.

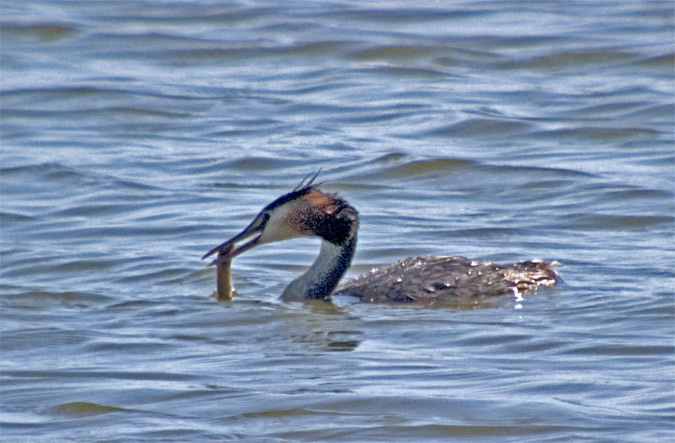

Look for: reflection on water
[1,0,673,441]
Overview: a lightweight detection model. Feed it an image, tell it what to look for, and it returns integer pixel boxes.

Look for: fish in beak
[214,244,235,301]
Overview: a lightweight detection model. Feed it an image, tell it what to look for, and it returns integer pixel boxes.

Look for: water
[1,1,673,441]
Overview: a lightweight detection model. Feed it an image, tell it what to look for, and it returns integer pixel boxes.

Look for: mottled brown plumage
[335,256,559,303]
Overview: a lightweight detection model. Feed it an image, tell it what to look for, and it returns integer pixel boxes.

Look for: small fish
[212,244,235,301]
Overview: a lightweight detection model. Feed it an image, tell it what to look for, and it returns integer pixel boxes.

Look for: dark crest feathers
[293,169,323,192]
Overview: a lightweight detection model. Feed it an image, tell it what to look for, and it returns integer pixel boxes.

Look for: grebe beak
[202,212,269,262]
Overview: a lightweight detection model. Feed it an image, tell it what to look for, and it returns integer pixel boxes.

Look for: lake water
[1,1,673,441]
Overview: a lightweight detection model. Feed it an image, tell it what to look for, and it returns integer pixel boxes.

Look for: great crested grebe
[203,175,559,303]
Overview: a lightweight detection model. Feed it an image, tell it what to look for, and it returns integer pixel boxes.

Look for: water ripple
[1,1,672,441]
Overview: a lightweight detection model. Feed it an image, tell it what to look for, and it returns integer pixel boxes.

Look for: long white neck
[281,236,356,302]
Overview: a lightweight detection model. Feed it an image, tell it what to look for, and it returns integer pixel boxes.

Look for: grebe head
[203,185,359,263]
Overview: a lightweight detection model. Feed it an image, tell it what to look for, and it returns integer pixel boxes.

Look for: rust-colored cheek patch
[307,189,337,213]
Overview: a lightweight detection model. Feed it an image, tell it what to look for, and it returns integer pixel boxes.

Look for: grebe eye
[259,211,271,225]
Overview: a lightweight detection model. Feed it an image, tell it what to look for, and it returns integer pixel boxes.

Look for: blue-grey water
[1,1,674,441]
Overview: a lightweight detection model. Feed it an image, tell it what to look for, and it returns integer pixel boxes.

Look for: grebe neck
[281,236,356,302]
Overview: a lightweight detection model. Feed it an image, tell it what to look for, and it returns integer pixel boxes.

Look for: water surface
[1,1,674,441]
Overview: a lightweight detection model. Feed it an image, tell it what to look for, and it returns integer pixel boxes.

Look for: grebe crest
[203,178,559,304]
